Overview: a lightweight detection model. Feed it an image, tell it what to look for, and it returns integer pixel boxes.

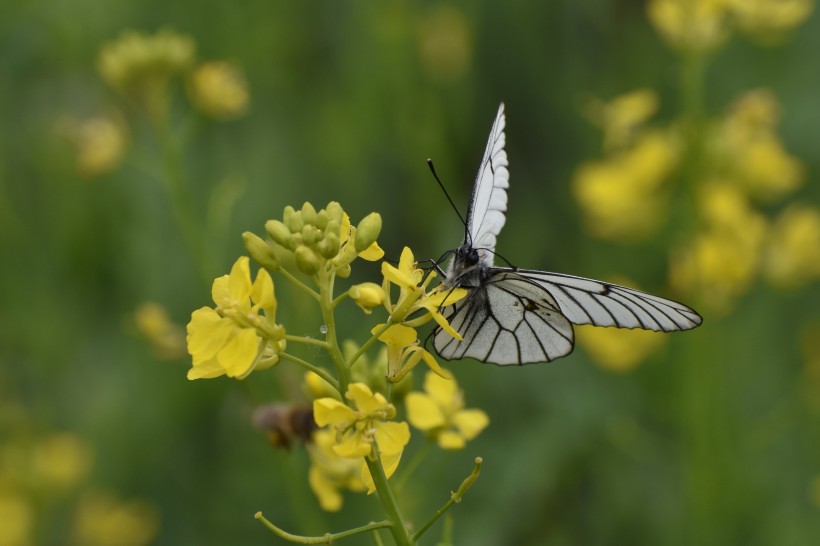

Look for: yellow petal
[346,383,390,415]
[217,327,259,378]
[374,323,417,348]
[452,409,490,440]
[308,465,343,512]
[227,256,253,300]
[419,349,454,380]
[437,431,466,450]
[427,307,463,341]
[339,213,352,244]
[360,447,404,494]
[251,268,276,309]
[187,358,226,380]
[313,398,356,427]
[359,242,385,261]
[373,421,410,455]
[423,370,458,407]
[186,307,231,363]
[405,393,446,430]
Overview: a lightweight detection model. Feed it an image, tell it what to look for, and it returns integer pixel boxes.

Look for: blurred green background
[2,1,819,545]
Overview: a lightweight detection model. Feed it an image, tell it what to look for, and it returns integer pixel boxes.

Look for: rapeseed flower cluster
[185,201,488,536]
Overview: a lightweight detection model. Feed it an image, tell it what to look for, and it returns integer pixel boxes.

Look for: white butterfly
[434,103,702,365]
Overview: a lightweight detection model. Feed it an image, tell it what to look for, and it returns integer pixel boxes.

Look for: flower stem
[412,457,483,542]
[278,266,321,301]
[254,512,391,544]
[348,321,394,369]
[285,335,330,349]
[365,455,414,546]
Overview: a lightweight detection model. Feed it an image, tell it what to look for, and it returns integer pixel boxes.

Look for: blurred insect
[252,403,317,450]
[432,103,702,365]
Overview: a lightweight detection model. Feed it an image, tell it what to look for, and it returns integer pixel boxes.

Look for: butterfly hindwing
[435,271,574,365]
[466,103,509,267]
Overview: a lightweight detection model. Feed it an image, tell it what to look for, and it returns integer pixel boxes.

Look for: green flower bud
[243,231,279,270]
[284,205,303,232]
[301,224,321,245]
[315,210,329,230]
[265,220,291,248]
[294,245,320,275]
[326,220,340,240]
[301,202,318,226]
[317,232,340,259]
[355,212,382,252]
[326,201,344,225]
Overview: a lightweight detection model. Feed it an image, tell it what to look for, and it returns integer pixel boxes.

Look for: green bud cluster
[265,202,345,276]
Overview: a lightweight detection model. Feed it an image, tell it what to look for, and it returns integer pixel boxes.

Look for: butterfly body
[433,104,702,366]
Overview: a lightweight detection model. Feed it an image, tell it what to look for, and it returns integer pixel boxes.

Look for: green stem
[255,512,391,544]
[412,457,483,542]
[285,335,330,349]
[152,110,215,290]
[348,321,394,370]
[319,270,350,395]
[279,352,338,391]
[278,266,321,301]
[394,439,433,493]
[365,455,414,546]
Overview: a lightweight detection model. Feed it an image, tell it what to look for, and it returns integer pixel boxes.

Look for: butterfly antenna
[485,248,516,269]
[427,159,468,238]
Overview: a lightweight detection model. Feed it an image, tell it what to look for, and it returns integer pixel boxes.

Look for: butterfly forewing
[513,270,703,332]
[435,271,574,365]
[466,103,509,267]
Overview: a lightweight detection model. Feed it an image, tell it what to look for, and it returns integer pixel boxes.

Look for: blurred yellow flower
[0,491,33,546]
[186,256,285,380]
[134,302,186,359]
[417,5,472,83]
[188,61,249,120]
[728,0,814,42]
[573,129,679,241]
[98,29,195,93]
[32,433,93,489]
[307,428,366,511]
[648,0,730,52]
[763,204,820,287]
[716,90,804,201]
[313,383,410,460]
[406,372,489,450]
[72,491,159,546]
[670,183,768,311]
[587,89,659,150]
[577,325,667,372]
[66,116,128,178]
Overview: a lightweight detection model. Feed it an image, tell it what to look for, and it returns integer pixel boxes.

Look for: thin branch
[279,352,338,391]
[255,512,391,544]
[412,457,483,541]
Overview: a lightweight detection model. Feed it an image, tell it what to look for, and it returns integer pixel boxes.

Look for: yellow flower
[573,130,679,241]
[648,0,730,52]
[586,89,659,150]
[373,323,453,381]
[670,183,768,311]
[0,491,33,546]
[134,302,186,359]
[186,257,285,380]
[381,247,468,336]
[716,90,804,201]
[728,0,813,42]
[97,29,195,92]
[32,433,93,489]
[307,428,366,512]
[67,116,128,178]
[188,61,249,120]
[72,491,159,546]
[417,5,472,83]
[406,372,489,450]
[764,204,820,288]
[313,383,410,460]
[577,325,667,372]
